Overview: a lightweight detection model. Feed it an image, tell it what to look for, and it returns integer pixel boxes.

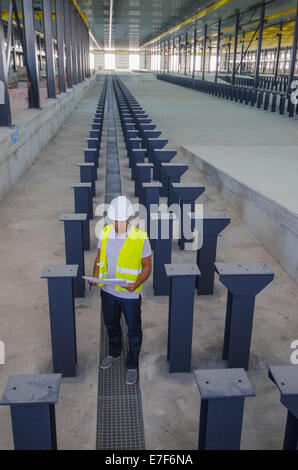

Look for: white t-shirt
[98,225,152,299]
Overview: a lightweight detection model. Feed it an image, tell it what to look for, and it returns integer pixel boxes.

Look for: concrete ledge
[182,146,298,284]
[0,75,97,201]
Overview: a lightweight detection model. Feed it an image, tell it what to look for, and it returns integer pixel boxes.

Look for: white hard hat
[108,196,134,222]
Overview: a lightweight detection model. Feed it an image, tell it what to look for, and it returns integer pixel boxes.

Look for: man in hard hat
[90,196,152,385]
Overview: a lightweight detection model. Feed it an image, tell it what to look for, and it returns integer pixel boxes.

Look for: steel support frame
[231,13,240,85]
[64,0,73,87]
[184,33,188,75]
[214,21,221,83]
[21,0,40,108]
[55,0,66,93]
[254,3,266,88]
[43,0,56,99]
[0,2,12,126]
[288,1,298,93]
[192,28,197,81]
[274,27,283,80]
[71,2,78,85]
[178,35,181,73]
[202,25,207,81]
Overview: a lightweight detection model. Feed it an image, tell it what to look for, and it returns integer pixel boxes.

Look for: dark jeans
[101,290,142,369]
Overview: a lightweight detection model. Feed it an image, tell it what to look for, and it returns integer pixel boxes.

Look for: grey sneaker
[100,355,121,370]
[126,369,138,385]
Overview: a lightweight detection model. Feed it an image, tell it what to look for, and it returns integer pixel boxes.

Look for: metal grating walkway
[96,77,146,450]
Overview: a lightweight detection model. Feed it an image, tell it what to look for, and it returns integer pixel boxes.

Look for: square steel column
[135,163,152,199]
[171,183,205,250]
[160,163,188,205]
[195,369,255,450]
[55,0,66,93]
[268,365,298,450]
[142,182,162,245]
[87,138,99,164]
[64,0,72,88]
[202,25,208,81]
[254,3,265,88]
[43,0,56,99]
[152,213,175,296]
[147,138,168,164]
[0,1,12,126]
[188,212,231,295]
[165,264,200,372]
[131,149,147,181]
[214,20,221,83]
[84,148,98,168]
[192,28,197,83]
[41,265,78,377]
[184,33,188,75]
[152,149,177,184]
[0,374,62,450]
[78,162,96,197]
[215,262,274,370]
[231,13,240,85]
[21,0,40,108]
[71,183,92,250]
[70,3,78,85]
[60,214,87,298]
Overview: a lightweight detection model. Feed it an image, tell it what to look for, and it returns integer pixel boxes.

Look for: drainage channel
[96,77,146,450]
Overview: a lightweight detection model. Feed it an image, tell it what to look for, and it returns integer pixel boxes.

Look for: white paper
[82,276,129,286]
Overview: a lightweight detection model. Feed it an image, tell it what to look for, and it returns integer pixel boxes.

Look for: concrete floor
[121,74,298,450]
[0,80,105,450]
[125,74,298,213]
[0,74,297,450]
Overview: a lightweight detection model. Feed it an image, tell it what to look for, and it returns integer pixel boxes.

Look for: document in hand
[82,276,129,286]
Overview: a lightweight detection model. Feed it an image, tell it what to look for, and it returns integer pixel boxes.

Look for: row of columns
[0,0,91,127]
[148,1,298,93]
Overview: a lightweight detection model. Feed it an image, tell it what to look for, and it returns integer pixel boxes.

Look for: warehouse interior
[0,0,298,452]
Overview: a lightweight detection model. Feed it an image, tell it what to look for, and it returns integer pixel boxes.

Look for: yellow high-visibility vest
[97,224,148,292]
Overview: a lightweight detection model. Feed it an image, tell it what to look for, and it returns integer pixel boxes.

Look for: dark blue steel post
[160,163,188,204]
[131,149,147,181]
[152,149,177,186]
[78,163,96,197]
[152,213,175,296]
[172,183,205,250]
[41,265,78,377]
[268,365,298,450]
[195,368,255,450]
[142,182,162,247]
[127,138,142,168]
[71,183,92,251]
[60,214,87,298]
[87,138,99,163]
[0,374,62,450]
[147,138,168,164]
[135,163,153,199]
[189,212,231,295]
[84,148,98,169]
[215,262,274,370]
[165,264,200,372]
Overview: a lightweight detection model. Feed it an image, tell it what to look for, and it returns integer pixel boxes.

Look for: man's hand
[125,282,139,292]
